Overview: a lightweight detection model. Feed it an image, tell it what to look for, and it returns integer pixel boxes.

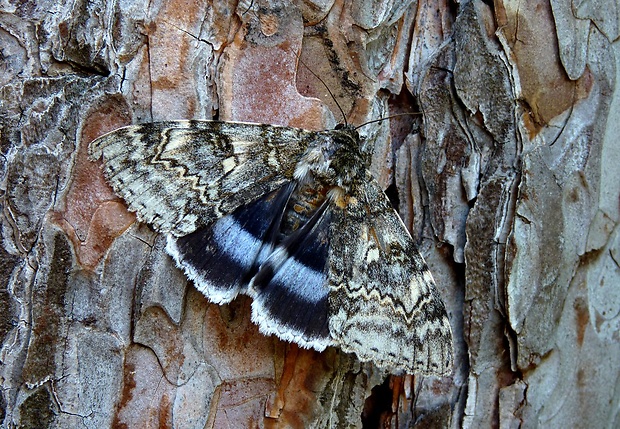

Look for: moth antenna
[241,2,347,125]
[354,112,423,131]
[239,0,256,16]
[290,50,348,126]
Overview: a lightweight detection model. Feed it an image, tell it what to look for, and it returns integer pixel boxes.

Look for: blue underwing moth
[89,120,453,376]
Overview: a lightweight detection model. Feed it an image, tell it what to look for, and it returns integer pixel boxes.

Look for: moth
[89,120,453,375]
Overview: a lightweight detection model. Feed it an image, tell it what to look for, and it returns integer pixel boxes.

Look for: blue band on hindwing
[170,185,293,300]
[250,209,332,341]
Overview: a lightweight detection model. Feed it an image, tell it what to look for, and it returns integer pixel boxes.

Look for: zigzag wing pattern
[89,121,313,236]
[327,172,453,376]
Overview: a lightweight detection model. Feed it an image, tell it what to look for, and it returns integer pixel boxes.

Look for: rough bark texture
[1,0,618,427]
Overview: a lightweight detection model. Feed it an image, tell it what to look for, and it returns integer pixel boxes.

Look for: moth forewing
[89,121,313,235]
[325,176,453,376]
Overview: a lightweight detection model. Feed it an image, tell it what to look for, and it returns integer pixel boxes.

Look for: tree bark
[1,0,618,427]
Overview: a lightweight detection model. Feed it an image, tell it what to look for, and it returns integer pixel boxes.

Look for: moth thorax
[295,128,364,186]
[279,182,329,239]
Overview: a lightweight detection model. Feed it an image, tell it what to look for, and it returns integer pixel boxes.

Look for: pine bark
[1,0,618,427]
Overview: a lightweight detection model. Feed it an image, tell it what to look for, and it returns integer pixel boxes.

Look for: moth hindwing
[89,119,453,376]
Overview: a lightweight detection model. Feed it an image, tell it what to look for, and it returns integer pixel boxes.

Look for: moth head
[295,125,366,191]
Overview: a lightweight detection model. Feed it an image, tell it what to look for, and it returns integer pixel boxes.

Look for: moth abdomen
[278,181,330,238]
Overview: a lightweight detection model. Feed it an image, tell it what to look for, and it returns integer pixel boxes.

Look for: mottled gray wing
[327,172,453,376]
[89,120,313,236]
